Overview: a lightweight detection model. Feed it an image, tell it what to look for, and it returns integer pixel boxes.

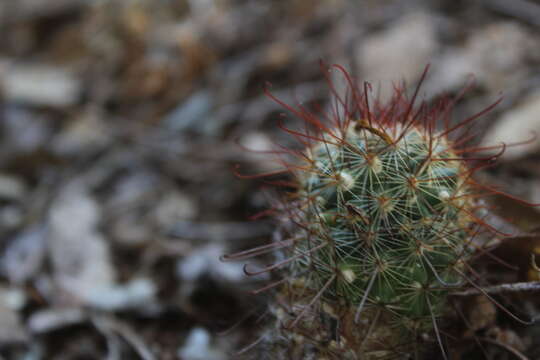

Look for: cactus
[227,64,532,359]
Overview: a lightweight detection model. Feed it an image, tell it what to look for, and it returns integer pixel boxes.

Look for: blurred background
[1,0,540,359]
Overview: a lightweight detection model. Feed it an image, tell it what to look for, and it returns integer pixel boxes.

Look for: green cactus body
[293,122,470,323]
[229,64,517,359]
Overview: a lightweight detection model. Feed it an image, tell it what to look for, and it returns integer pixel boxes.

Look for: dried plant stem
[451,281,540,296]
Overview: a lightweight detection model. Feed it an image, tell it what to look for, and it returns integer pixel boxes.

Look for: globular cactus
[228,64,533,359]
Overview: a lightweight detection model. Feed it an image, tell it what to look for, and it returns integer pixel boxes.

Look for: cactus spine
[230,64,518,359]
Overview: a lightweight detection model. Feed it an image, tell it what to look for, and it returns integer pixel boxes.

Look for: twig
[92,315,156,360]
[451,281,540,296]
[478,337,529,360]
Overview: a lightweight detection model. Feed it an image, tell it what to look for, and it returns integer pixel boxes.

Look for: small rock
[0,174,26,201]
[48,183,156,309]
[1,63,81,107]
[238,132,284,173]
[0,286,27,344]
[356,12,437,101]
[162,91,213,133]
[238,132,273,154]
[1,225,46,284]
[27,307,86,334]
[426,22,532,94]
[82,278,156,311]
[0,287,26,311]
[468,22,532,90]
[422,47,476,96]
[1,106,52,153]
[481,93,540,160]
[177,327,224,360]
[47,181,116,306]
[0,308,27,344]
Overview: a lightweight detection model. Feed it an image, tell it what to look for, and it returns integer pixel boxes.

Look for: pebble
[0,174,26,201]
[1,63,81,107]
[481,92,540,160]
[177,327,224,360]
[356,12,437,101]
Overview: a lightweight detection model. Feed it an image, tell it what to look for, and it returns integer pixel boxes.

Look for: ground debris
[0,1,539,359]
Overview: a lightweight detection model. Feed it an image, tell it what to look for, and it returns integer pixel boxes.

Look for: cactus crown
[295,119,469,328]
[227,64,532,359]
